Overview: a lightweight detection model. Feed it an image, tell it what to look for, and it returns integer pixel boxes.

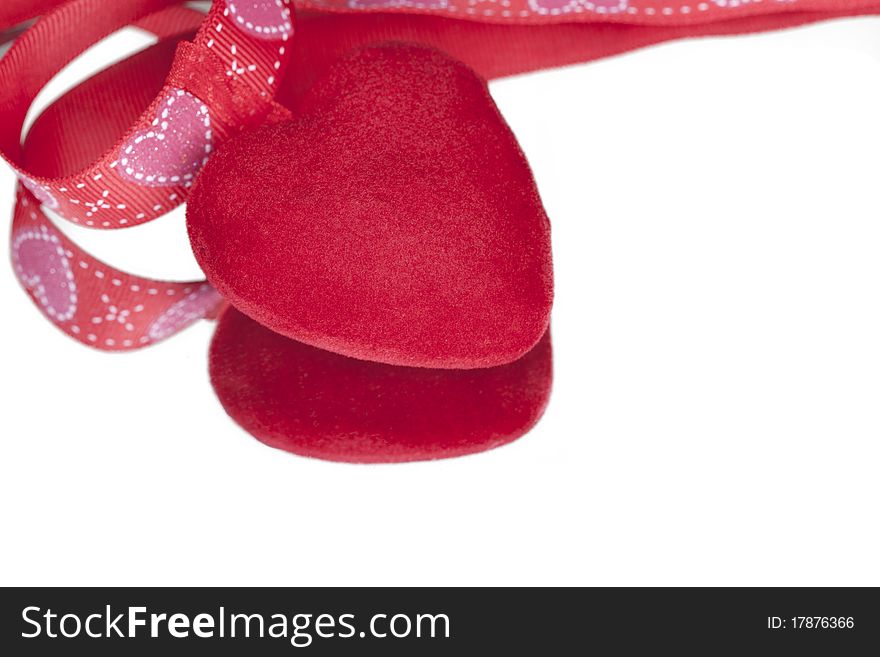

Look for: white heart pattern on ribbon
[12,224,78,322]
[118,89,212,188]
[226,0,293,40]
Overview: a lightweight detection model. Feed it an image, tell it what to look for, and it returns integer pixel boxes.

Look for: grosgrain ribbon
[10,6,216,351]
[297,0,880,23]
[4,0,293,350]
[4,0,880,352]
[0,0,871,31]
[0,0,292,229]
[11,190,225,350]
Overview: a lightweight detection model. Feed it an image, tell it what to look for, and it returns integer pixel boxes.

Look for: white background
[2,17,879,586]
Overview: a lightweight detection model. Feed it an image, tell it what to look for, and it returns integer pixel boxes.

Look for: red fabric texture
[0,0,293,229]
[0,0,67,31]
[279,7,880,107]
[4,1,292,350]
[23,31,191,180]
[11,191,223,350]
[6,0,878,33]
[10,9,226,350]
[210,306,553,463]
[298,0,880,25]
[188,43,553,369]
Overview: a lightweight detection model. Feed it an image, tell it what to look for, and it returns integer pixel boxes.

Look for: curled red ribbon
[3,0,293,349]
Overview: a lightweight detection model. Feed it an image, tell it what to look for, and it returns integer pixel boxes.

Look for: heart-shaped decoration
[188,43,553,369]
[210,307,553,463]
[225,0,293,40]
[118,89,212,187]
[12,224,77,322]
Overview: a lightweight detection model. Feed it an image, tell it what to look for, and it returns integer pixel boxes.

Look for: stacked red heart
[188,44,555,463]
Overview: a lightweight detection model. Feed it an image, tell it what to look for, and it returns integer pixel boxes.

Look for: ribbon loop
[169,41,291,138]
[6,0,293,350]
[0,0,294,229]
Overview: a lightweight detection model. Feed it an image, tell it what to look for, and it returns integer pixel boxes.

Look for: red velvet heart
[187,43,553,369]
[210,307,553,463]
